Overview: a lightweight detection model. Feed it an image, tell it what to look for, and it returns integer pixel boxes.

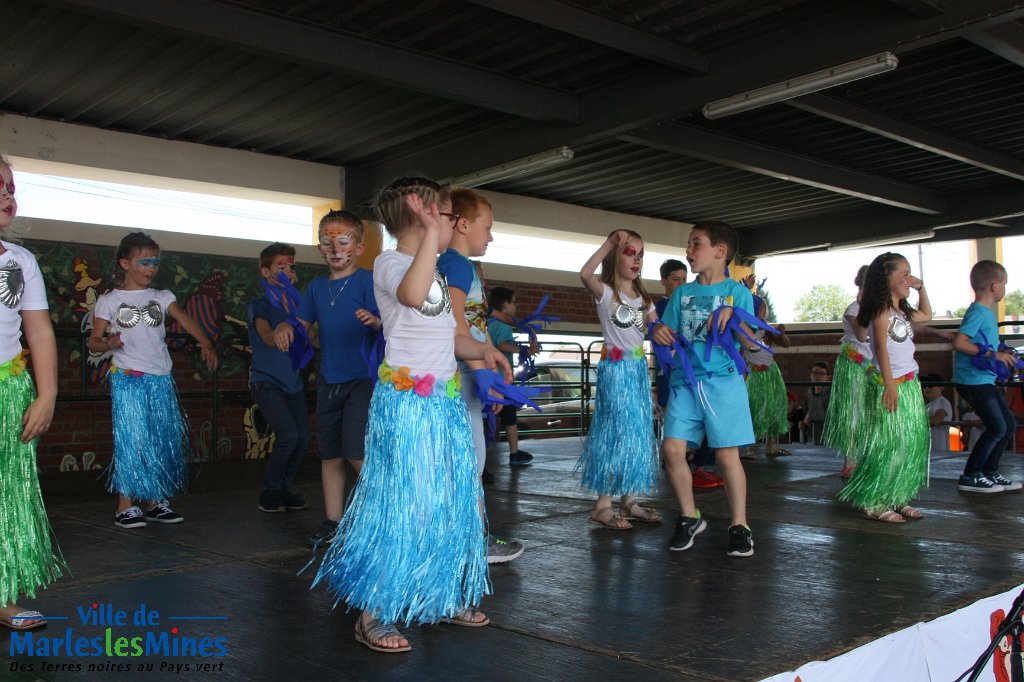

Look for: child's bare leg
[116,495,134,513]
[766,436,777,453]
[323,458,362,521]
[663,437,696,517]
[321,459,345,521]
[716,446,748,527]
[506,424,520,453]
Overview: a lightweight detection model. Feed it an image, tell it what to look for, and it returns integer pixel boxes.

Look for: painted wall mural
[22,237,322,472]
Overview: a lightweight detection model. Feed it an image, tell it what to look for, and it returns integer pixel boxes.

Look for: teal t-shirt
[954,302,999,385]
[662,277,754,385]
[487,317,516,367]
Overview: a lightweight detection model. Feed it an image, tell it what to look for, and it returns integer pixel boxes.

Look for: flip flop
[0,610,46,631]
[355,616,411,653]
[445,607,490,628]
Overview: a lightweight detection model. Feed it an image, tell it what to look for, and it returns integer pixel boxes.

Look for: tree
[1005,289,1024,316]
[793,284,851,322]
[758,288,778,323]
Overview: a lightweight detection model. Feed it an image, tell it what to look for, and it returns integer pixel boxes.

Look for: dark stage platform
[4,439,1023,681]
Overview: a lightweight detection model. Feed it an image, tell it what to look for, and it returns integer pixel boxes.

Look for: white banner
[760,583,1023,682]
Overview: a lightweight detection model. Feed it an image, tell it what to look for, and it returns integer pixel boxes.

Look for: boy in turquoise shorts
[653,221,756,557]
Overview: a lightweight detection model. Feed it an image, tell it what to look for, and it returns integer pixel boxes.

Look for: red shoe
[693,468,725,489]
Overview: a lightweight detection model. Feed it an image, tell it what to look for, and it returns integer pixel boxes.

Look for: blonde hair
[375,177,450,236]
[599,229,653,309]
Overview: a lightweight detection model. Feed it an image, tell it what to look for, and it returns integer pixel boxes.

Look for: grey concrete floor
[3,438,1023,681]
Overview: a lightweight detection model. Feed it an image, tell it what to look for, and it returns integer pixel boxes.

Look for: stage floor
[4,439,1023,681]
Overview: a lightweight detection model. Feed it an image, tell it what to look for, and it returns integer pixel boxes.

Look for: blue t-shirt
[662,278,754,385]
[954,302,999,385]
[436,248,489,343]
[488,317,516,367]
[655,296,669,320]
[297,268,377,384]
[248,295,304,393]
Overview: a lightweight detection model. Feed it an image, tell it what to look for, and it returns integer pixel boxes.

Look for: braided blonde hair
[375,177,450,237]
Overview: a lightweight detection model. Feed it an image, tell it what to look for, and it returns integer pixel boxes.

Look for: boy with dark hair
[952,260,1021,493]
[800,361,831,444]
[653,220,756,556]
[248,242,311,513]
[655,259,723,488]
[487,286,538,469]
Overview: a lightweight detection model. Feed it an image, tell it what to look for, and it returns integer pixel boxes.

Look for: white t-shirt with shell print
[0,241,48,364]
[94,288,177,376]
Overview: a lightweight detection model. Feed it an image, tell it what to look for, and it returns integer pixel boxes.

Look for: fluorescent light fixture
[702,53,899,120]
[758,242,831,257]
[442,146,575,188]
[828,229,935,251]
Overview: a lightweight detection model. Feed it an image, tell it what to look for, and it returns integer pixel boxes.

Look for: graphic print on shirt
[677,293,733,344]
[0,258,24,309]
[463,272,489,342]
[115,300,164,328]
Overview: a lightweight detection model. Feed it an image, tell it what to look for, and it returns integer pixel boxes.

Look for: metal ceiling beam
[465,0,708,73]
[52,0,581,123]
[362,0,1024,190]
[964,19,1024,67]
[788,94,1024,182]
[620,123,946,214]
[741,185,1024,257]
[883,0,945,18]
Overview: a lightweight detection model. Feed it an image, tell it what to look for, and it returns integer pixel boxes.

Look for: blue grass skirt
[837,375,929,510]
[576,356,657,496]
[109,371,189,500]
[746,363,789,440]
[0,369,64,605]
[312,379,489,626]
[822,351,870,459]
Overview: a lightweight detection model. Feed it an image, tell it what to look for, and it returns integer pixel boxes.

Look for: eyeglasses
[439,212,461,224]
[136,257,162,269]
[622,245,644,259]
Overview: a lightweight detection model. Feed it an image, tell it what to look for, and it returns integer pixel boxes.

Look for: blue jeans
[251,382,311,493]
[955,383,1016,477]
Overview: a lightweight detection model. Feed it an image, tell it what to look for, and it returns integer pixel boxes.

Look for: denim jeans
[955,383,1016,477]
[251,382,311,493]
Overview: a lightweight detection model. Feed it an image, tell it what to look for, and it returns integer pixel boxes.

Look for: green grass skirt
[746,363,788,441]
[837,376,929,509]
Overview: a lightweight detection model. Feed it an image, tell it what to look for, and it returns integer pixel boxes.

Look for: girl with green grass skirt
[838,253,933,523]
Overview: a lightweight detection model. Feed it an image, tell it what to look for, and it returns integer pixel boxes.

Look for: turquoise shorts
[664,372,755,449]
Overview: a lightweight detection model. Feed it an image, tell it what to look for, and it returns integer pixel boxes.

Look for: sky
[10,171,1023,322]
